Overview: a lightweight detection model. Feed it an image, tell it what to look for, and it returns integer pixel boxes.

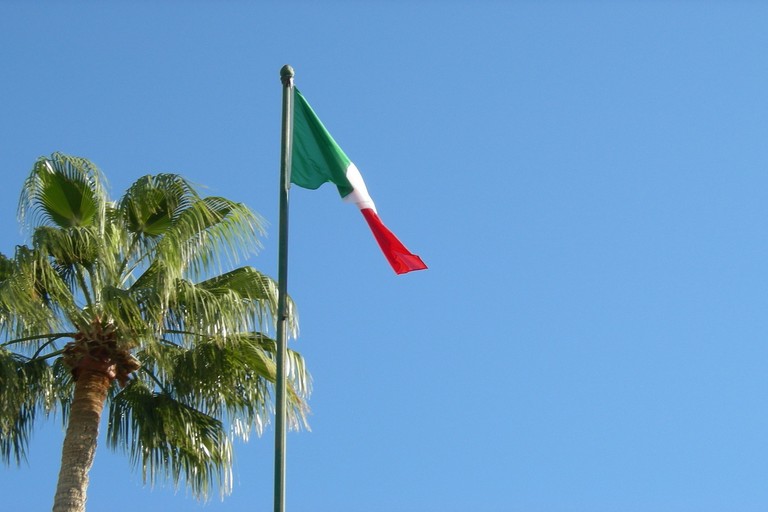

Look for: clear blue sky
[2,1,768,511]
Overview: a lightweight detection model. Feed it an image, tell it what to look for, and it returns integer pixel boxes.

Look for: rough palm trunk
[52,368,112,512]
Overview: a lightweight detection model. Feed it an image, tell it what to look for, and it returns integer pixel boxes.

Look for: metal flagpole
[274,64,294,512]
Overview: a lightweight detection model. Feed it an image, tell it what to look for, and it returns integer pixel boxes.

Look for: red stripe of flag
[360,208,428,275]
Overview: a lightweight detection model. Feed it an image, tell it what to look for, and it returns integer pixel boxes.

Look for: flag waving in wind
[290,88,427,274]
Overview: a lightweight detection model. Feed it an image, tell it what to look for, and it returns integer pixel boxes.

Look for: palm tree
[0,153,309,512]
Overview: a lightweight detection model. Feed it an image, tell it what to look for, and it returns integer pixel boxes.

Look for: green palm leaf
[164,267,296,337]
[0,350,55,464]
[19,153,106,229]
[119,173,198,238]
[107,380,232,498]
[156,196,264,280]
[0,246,74,339]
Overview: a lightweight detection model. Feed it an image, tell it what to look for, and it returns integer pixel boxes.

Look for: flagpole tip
[280,65,295,85]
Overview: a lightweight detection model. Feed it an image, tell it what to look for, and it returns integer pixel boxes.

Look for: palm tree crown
[0,153,309,511]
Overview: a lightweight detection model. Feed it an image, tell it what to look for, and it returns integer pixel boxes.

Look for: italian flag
[290,88,427,275]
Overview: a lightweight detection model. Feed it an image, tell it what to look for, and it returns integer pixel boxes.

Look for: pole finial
[280,65,295,86]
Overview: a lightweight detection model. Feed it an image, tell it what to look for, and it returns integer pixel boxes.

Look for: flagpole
[274,64,294,512]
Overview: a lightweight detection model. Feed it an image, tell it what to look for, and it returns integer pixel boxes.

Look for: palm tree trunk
[52,368,112,512]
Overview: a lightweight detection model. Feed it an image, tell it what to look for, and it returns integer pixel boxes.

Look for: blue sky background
[2,1,768,511]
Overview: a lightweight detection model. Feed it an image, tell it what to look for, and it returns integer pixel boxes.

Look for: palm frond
[161,267,296,339]
[167,334,274,419]
[32,226,101,270]
[196,266,297,336]
[0,350,56,464]
[51,358,74,424]
[144,332,309,436]
[246,335,311,430]
[118,174,199,238]
[0,245,77,340]
[107,380,233,499]
[98,285,153,344]
[0,253,12,281]
[19,153,107,230]
[31,226,105,308]
[153,196,264,282]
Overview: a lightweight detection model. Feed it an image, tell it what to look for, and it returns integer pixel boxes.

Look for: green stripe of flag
[291,88,354,197]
